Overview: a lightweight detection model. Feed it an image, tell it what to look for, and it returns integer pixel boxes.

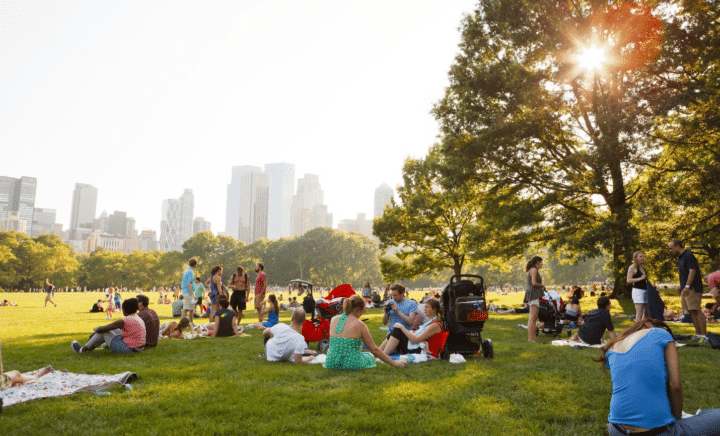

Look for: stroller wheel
[481,339,493,359]
[317,338,329,353]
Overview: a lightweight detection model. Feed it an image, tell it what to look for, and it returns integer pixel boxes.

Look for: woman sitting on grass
[247,294,280,329]
[379,298,446,358]
[598,318,720,435]
[71,298,146,354]
[324,295,405,370]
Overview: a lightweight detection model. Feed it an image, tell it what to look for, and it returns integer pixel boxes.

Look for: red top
[255,271,267,295]
[426,320,448,358]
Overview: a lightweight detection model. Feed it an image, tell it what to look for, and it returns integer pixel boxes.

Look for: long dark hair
[594,318,673,370]
[268,294,279,314]
[525,256,542,272]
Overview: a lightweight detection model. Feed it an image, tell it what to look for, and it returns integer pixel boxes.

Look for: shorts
[182,296,195,311]
[231,291,247,311]
[682,289,702,311]
[209,292,218,305]
[631,288,647,304]
[254,293,265,310]
[528,299,540,307]
[1,373,12,391]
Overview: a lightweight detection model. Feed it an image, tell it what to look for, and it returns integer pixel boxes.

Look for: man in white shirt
[263,309,313,363]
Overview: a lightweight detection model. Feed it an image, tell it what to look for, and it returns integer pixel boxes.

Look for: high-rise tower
[264,162,295,239]
[225,166,261,239]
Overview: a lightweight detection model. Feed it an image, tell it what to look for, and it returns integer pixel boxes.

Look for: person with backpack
[228,266,249,324]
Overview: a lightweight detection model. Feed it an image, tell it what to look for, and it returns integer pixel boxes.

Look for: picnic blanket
[0,368,137,408]
[309,353,434,364]
[551,340,604,348]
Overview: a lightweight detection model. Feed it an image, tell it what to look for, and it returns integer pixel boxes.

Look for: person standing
[668,240,706,338]
[525,256,545,343]
[627,251,648,322]
[44,278,56,307]
[180,258,198,325]
[229,266,249,324]
[362,282,372,306]
[193,277,205,317]
[206,265,223,320]
[254,263,267,323]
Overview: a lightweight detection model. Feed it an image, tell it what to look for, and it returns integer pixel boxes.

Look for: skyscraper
[0,175,37,235]
[31,208,57,237]
[374,183,394,219]
[69,183,98,240]
[264,162,295,239]
[225,165,262,239]
[159,189,194,252]
[238,172,269,243]
[193,217,212,235]
[291,174,332,236]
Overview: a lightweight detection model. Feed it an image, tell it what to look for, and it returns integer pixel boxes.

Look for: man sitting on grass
[263,308,314,363]
[213,296,240,338]
[570,296,616,345]
[136,294,159,348]
[71,298,147,354]
[172,295,184,317]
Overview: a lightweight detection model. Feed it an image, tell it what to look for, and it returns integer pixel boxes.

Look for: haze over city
[0,0,478,235]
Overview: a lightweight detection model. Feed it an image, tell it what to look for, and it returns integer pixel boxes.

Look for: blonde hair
[343,295,365,314]
[632,251,643,270]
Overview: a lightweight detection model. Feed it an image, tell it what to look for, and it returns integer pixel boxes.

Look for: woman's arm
[262,305,274,315]
[626,265,636,284]
[359,323,405,368]
[232,316,239,336]
[397,322,441,344]
[665,342,683,420]
[94,319,124,334]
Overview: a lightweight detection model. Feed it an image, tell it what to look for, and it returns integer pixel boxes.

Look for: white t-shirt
[265,324,307,363]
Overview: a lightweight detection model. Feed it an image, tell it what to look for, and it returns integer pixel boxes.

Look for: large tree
[433,0,711,295]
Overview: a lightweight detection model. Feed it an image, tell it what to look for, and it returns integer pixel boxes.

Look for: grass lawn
[1,290,719,436]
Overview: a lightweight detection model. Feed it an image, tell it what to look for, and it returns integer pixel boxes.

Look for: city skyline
[0,1,477,235]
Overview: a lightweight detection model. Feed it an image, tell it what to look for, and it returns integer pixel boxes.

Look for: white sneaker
[71,340,82,354]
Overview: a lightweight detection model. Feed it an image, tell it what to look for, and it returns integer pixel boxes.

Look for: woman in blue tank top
[598,318,720,435]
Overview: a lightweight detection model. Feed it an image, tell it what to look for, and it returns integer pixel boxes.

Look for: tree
[432,0,712,296]
[373,145,510,281]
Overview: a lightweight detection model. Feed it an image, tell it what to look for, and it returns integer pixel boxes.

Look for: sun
[575,45,607,72]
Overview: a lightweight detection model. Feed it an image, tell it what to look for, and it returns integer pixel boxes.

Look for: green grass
[1,290,719,435]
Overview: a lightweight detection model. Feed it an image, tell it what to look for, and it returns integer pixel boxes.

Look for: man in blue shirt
[669,240,706,336]
[379,283,418,349]
[181,258,198,324]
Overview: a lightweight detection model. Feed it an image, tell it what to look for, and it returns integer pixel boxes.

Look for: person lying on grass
[324,295,405,370]
[598,318,720,436]
[160,317,194,339]
[379,298,446,358]
[246,294,279,329]
[0,339,54,400]
[263,308,315,363]
[569,296,616,345]
[71,298,147,354]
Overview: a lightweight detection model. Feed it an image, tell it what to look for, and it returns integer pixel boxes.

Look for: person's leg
[674,408,720,435]
[528,303,539,342]
[83,329,120,352]
[381,336,400,355]
[689,310,706,336]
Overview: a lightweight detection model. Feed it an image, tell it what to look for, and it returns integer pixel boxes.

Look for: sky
[0,0,478,235]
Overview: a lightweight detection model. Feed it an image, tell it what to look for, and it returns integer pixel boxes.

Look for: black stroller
[536,291,572,338]
[441,274,493,359]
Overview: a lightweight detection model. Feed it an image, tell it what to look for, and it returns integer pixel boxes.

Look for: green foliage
[431,0,718,295]
[0,231,78,290]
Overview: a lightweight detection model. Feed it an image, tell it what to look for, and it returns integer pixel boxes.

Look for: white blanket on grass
[0,368,136,408]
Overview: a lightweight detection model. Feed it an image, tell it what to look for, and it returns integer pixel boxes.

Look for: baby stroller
[442,274,493,359]
[536,290,571,338]
[298,282,355,352]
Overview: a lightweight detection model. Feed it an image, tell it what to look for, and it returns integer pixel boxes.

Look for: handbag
[707,333,720,350]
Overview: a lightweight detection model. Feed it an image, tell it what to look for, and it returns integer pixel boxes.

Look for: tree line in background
[374,0,719,297]
[0,227,611,293]
[0,229,383,291]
